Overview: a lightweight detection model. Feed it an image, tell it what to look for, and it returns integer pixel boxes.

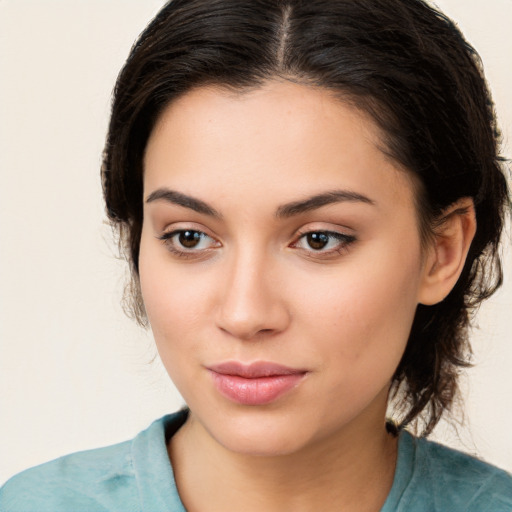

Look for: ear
[418,197,476,306]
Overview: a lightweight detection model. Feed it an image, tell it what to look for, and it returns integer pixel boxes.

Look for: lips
[207,361,307,405]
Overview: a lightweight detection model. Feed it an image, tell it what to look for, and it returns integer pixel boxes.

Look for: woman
[1,0,511,510]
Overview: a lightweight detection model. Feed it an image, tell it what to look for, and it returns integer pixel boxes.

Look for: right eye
[157,229,220,256]
[291,230,356,257]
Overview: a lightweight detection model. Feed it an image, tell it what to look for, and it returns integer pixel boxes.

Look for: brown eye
[306,232,329,250]
[158,228,220,256]
[292,230,357,256]
[178,230,202,248]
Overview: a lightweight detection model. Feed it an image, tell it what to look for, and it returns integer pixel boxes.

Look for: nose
[215,248,290,340]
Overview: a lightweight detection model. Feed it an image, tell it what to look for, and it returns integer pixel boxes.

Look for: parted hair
[102,0,509,435]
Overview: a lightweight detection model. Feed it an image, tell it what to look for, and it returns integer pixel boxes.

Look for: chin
[194,404,322,457]
[217,426,311,457]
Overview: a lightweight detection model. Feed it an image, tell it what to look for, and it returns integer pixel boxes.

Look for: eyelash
[157,229,220,259]
[292,230,357,257]
[157,229,356,259]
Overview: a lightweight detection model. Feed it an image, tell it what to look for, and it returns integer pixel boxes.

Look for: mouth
[207,361,308,406]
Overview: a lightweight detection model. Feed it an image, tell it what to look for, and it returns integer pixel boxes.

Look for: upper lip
[207,361,307,378]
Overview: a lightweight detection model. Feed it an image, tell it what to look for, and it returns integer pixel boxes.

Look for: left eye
[294,231,355,252]
[159,229,218,251]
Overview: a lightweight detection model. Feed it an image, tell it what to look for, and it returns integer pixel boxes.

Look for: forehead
[143,80,417,215]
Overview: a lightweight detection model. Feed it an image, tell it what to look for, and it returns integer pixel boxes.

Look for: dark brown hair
[102,0,509,435]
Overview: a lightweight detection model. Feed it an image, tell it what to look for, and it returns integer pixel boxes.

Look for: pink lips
[208,361,307,405]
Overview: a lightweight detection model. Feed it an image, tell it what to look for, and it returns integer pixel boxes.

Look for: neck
[168,407,398,512]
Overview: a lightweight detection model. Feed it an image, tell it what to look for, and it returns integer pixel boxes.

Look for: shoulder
[0,439,137,512]
[403,432,512,511]
[0,412,187,512]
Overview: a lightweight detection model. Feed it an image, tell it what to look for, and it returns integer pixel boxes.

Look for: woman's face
[139,81,429,456]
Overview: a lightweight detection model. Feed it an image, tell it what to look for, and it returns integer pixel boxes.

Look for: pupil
[179,230,201,248]
[307,232,329,250]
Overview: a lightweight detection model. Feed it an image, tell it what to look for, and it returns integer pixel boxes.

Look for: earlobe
[418,198,477,306]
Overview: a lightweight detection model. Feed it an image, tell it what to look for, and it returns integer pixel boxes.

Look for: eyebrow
[275,190,375,218]
[145,188,222,219]
[145,188,375,219]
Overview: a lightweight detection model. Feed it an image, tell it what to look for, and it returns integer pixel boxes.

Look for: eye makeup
[157,229,221,259]
[291,230,357,259]
[156,226,357,262]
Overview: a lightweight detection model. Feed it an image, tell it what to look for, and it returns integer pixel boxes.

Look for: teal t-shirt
[2,410,512,511]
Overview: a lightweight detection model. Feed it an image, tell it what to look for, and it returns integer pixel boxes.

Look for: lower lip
[210,372,306,405]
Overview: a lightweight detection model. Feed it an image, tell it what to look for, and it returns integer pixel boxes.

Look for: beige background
[1,0,511,483]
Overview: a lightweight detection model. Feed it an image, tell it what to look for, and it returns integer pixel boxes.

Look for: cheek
[296,266,420,422]
[138,253,214,402]
[296,244,422,367]
[138,237,207,347]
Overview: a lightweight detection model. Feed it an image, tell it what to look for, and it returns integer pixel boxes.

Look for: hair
[101,0,509,435]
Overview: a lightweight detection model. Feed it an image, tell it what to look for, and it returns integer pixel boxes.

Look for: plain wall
[1,0,511,484]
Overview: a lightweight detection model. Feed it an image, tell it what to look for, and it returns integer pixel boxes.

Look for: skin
[139,81,475,511]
